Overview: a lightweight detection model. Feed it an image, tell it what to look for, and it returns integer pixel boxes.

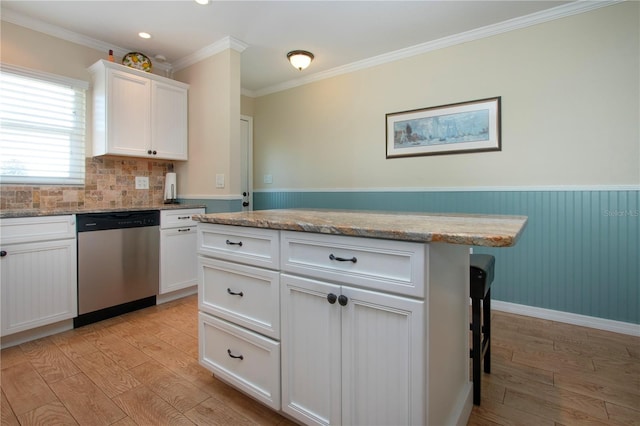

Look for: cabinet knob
[242,202,249,207]
[327,293,337,304]
[338,295,348,306]
[0,250,6,257]
[152,150,157,155]
[147,149,152,155]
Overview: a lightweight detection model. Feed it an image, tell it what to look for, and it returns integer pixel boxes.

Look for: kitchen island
[193,209,527,426]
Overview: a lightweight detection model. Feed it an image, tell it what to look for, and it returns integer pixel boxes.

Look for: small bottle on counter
[108,50,114,62]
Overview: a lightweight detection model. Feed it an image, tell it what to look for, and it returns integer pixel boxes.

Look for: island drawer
[198,257,280,339]
[199,313,280,410]
[197,224,280,269]
[281,231,426,298]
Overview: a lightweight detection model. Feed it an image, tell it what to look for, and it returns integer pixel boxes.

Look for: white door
[240,116,253,211]
[341,286,425,426]
[281,274,342,426]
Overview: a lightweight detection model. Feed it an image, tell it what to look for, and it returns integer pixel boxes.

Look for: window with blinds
[0,64,88,185]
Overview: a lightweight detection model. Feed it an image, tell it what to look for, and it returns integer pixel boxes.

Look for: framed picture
[386,97,501,158]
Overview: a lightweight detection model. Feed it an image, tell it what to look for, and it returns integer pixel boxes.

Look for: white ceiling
[2,0,597,96]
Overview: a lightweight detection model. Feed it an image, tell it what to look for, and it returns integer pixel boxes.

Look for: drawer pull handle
[338,295,349,306]
[227,349,244,360]
[327,293,337,304]
[329,253,357,263]
[226,239,243,247]
[227,288,244,297]
[178,228,191,232]
[178,216,190,220]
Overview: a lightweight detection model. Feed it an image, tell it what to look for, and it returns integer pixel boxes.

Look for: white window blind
[0,64,88,185]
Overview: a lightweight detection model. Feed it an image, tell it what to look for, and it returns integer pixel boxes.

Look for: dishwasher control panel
[77,210,160,232]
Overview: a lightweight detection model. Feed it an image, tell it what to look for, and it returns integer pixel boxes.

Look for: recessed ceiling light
[195,0,210,4]
[138,32,151,39]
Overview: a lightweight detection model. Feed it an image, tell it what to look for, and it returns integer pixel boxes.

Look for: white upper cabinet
[89,60,189,160]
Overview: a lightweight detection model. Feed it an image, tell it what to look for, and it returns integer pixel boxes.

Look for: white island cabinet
[0,215,77,341]
[89,60,189,160]
[195,209,528,426]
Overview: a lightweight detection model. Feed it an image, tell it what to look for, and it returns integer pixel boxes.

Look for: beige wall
[253,2,639,190]
[241,95,255,117]
[173,49,242,198]
[1,21,105,81]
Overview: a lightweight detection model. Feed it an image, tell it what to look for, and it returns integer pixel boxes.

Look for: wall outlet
[215,174,225,188]
[263,174,273,184]
[135,176,149,189]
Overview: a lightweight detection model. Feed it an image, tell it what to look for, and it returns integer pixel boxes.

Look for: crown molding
[248,0,623,98]
[2,1,623,96]
[171,36,248,72]
[1,9,174,75]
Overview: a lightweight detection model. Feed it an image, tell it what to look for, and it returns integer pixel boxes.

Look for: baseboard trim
[493,300,640,337]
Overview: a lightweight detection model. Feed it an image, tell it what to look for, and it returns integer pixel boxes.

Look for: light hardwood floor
[1,295,638,425]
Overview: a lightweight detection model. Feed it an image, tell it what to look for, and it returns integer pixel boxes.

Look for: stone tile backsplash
[1,156,173,211]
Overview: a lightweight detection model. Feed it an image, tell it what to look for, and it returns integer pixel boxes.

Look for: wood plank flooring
[2,295,639,425]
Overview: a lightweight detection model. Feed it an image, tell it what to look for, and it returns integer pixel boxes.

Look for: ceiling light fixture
[138,32,151,39]
[195,0,210,4]
[287,50,314,71]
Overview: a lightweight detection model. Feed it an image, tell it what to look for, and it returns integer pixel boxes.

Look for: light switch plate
[215,174,225,188]
[135,176,149,189]
[263,174,273,184]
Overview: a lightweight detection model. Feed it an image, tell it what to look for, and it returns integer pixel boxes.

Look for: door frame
[241,115,254,211]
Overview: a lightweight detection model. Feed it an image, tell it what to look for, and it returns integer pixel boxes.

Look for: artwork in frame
[386,97,501,158]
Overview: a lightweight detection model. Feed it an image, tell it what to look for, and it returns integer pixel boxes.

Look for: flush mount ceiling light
[287,50,314,71]
[138,32,151,39]
[195,0,210,4]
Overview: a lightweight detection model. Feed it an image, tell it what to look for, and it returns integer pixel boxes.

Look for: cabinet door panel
[151,81,188,160]
[341,287,425,426]
[160,227,198,294]
[1,239,77,336]
[281,274,341,426]
[106,70,151,157]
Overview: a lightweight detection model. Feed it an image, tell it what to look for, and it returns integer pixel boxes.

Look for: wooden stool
[470,254,495,406]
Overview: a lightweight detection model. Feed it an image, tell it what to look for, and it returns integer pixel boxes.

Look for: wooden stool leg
[471,297,482,405]
[483,288,491,374]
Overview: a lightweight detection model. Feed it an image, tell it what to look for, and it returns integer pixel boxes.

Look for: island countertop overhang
[193,209,528,247]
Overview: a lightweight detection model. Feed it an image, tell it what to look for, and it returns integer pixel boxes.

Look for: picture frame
[386,97,501,158]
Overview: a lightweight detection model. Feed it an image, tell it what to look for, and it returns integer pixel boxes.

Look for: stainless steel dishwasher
[74,210,159,327]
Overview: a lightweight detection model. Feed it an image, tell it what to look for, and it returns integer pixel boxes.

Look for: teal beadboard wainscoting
[252,189,639,326]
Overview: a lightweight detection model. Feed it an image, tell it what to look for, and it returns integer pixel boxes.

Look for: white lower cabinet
[198,224,470,426]
[0,215,77,337]
[197,225,281,409]
[160,208,204,294]
[280,273,424,426]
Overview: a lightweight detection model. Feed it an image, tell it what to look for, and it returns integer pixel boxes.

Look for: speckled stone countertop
[193,209,528,247]
[0,204,206,219]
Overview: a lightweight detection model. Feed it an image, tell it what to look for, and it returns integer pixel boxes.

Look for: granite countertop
[193,209,528,247]
[0,204,206,219]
